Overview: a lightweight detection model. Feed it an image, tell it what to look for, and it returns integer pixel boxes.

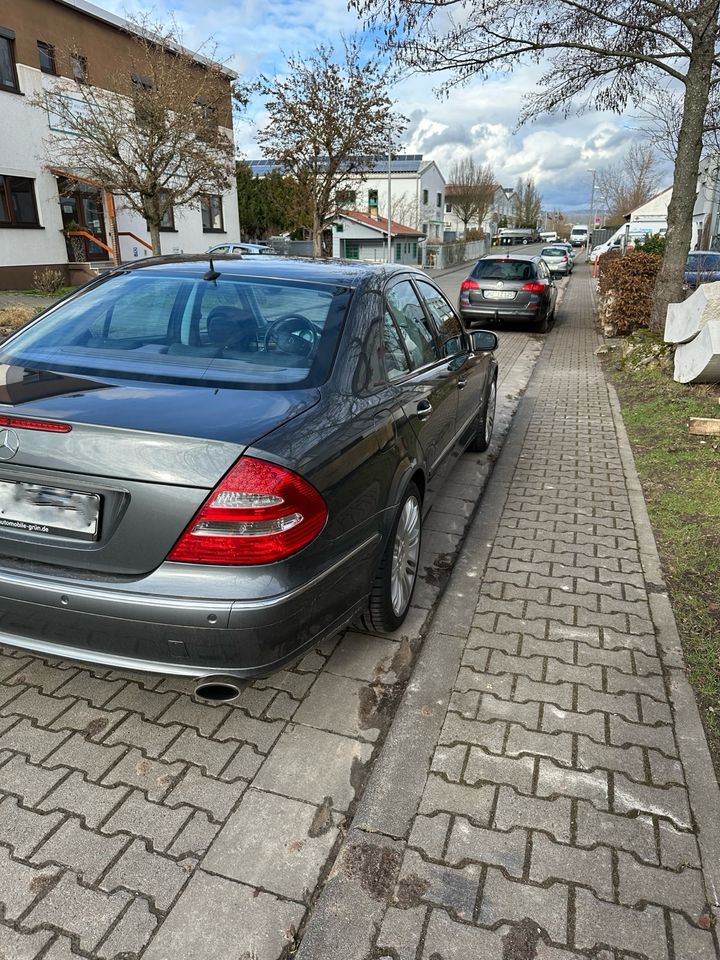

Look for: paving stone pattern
[0,316,540,958]
[376,274,720,960]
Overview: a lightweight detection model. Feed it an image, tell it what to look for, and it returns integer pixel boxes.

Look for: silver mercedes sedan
[0,257,498,690]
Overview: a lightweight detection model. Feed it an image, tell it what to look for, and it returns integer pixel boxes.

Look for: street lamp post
[588,168,597,242]
[387,135,393,264]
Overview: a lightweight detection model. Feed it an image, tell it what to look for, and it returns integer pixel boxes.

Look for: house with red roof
[331,209,424,264]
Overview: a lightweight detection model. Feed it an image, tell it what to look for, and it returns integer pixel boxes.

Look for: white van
[587,223,667,263]
[539,230,558,242]
[570,224,589,247]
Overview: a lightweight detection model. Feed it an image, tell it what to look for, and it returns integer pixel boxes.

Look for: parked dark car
[0,257,498,692]
[684,251,720,290]
[459,253,557,332]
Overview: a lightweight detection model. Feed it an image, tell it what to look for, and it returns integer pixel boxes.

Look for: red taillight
[521,282,545,293]
[0,416,71,433]
[167,456,327,565]
[460,279,480,292]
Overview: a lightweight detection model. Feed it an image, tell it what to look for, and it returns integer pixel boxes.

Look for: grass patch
[603,337,720,765]
[21,286,75,298]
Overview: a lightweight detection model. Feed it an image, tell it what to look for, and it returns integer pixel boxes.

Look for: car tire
[467,374,497,453]
[364,483,422,632]
[538,311,550,333]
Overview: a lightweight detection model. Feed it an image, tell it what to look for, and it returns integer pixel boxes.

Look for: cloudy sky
[97,0,672,214]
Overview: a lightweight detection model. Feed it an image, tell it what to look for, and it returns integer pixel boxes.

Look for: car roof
[479,253,541,262]
[105,254,428,288]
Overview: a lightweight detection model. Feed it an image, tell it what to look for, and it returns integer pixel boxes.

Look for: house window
[146,190,175,232]
[436,192,442,208]
[195,97,217,127]
[0,176,41,227]
[71,52,88,83]
[0,28,19,93]
[201,194,224,232]
[37,41,56,74]
[368,189,378,209]
[422,189,429,205]
[445,202,452,213]
[421,223,427,235]
[336,189,356,206]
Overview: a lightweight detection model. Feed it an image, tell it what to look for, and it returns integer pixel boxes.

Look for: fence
[423,239,489,271]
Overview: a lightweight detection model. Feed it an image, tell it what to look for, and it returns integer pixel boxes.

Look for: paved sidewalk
[299,271,720,959]
[0,291,58,311]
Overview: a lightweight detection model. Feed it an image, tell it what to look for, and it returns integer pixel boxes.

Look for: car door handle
[416,400,433,421]
[457,377,467,390]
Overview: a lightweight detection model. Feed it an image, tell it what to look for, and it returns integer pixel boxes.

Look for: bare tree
[351,0,720,331]
[255,41,404,257]
[34,17,237,255]
[513,176,543,228]
[596,143,662,221]
[447,158,497,232]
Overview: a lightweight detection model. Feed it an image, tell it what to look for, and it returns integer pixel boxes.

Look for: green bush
[634,233,667,256]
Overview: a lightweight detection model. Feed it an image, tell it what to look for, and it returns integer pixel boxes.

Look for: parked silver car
[0,257,498,693]
[540,245,573,277]
[207,242,273,256]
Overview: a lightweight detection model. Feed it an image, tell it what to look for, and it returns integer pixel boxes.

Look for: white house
[443,184,515,239]
[0,0,240,290]
[693,157,720,249]
[624,186,672,230]
[249,154,447,240]
[331,209,424,264]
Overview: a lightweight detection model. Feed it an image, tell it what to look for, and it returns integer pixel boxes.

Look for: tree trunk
[312,206,325,258]
[650,15,718,332]
[148,221,162,256]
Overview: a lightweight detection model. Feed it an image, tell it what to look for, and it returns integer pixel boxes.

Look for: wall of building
[0,0,239,288]
[345,162,446,236]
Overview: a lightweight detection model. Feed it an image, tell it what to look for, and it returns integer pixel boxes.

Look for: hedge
[597,251,663,336]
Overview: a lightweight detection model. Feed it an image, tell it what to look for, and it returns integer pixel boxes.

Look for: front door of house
[58,179,110,262]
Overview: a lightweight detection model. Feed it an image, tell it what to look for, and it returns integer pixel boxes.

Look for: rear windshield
[541,247,567,257]
[472,259,536,281]
[687,253,720,270]
[0,269,351,389]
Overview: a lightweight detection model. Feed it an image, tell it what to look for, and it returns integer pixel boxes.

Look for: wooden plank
[688,418,720,435]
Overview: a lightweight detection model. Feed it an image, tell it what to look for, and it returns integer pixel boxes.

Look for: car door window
[385,280,439,369]
[382,311,412,381]
[212,245,230,254]
[415,279,464,357]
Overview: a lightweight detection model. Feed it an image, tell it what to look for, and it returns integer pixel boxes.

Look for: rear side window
[385,280,439,370]
[541,247,567,257]
[472,259,536,281]
[2,270,350,389]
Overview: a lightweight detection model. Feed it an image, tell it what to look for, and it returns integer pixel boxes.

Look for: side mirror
[471,330,498,353]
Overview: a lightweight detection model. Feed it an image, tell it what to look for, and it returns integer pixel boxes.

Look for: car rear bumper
[0,535,379,677]
[460,303,544,324]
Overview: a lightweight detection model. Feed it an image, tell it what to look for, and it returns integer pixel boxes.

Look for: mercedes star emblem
[496,281,504,288]
[0,429,20,462]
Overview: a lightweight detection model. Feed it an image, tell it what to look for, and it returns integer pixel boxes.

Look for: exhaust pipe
[194,676,244,703]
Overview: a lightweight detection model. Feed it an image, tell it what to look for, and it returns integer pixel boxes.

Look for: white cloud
[97,0,672,210]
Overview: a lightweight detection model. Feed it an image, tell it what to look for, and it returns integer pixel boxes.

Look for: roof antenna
[203,257,221,281]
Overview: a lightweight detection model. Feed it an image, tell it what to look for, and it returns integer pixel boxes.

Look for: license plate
[0,480,100,541]
[484,290,516,300]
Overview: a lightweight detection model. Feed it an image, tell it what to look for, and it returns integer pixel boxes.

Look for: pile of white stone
[665,282,720,383]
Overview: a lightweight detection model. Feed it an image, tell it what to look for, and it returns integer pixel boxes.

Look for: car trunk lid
[0,365,320,575]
